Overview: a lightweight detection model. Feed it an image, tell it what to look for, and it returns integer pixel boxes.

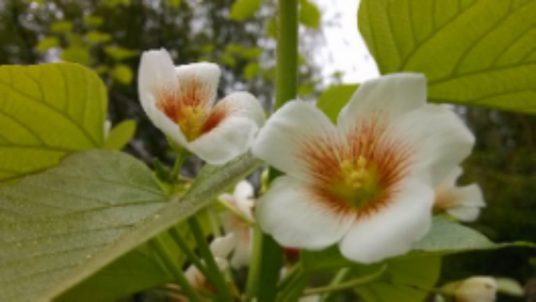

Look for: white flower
[138,49,265,165]
[184,233,235,290]
[433,167,485,222]
[252,73,475,263]
[220,180,255,268]
[454,276,497,302]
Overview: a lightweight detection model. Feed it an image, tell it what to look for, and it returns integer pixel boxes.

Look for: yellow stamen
[178,106,205,141]
[330,156,382,208]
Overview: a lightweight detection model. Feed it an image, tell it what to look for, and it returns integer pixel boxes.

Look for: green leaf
[86,31,112,44]
[0,63,107,182]
[56,246,171,302]
[299,0,321,29]
[104,120,136,150]
[354,255,441,302]
[230,0,262,21]
[57,215,212,302]
[61,46,91,65]
[0,150,168,301]
[111,64,134,85]
[84,15,104,27]
[50,20,73,34]
[243,62,260,80]
[316,84,359,123]
[411,217,535,255]
[36,36,59,52]
[43,151,262,300]
[104,46,138,61]
[358,0,536,113]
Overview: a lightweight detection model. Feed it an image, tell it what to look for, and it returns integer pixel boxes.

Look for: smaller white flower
[433,167,485,222]
[138,49,265,165]
[454,276,497,302]
[220,180,255,268]
[184,233,235,290]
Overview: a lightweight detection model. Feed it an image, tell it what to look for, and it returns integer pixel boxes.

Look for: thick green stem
[254,0,299,301]
[274,0,299,111]
[188,215,233,302]
[149,237,202,301]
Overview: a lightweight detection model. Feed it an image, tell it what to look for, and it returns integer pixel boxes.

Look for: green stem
[274,0,299,111]
[169,148,188,183]
[302,264,388,296]
[254,1,299,301]
[245,224,264,300]
[149,237,202,301]
[322,268,351,301]
[168,227,210,278]
[278,264,309,302]
[188,215,233,302]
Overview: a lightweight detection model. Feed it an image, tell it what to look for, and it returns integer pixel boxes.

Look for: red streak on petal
[200,102,232,135]
[156,76,211,123]
[300,114,414,219]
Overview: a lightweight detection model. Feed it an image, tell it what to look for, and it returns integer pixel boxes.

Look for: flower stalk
[188,215,233,301]
[255,0,299,301]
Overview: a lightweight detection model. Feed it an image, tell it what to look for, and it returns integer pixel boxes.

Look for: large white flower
[138,49,265,165]
[433,167,485,222]
[252,73,475,263]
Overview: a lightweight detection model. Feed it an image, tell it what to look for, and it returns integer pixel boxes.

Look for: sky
[317,0,379,84]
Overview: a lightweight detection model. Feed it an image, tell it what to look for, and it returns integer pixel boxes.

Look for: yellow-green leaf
[299,0,321,29]
[104,46,138,61]
[230,0,262,21]
[104,120,136,150]
[316,84,359,123]
[111,64,134,85]
[358,0,536,113]
[50,20,73,34]
[36,36,59,52]
[61,46,91,65]
[0,63,107,182]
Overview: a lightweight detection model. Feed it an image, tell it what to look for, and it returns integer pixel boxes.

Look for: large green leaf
[354,255,441,302]
[411,217,534,255]
[358,0,536,113]
[0,150,261,301]
[0,150,166,301]
[0,63,107,182]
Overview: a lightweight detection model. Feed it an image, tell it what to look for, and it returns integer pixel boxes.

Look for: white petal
[446,184,485,222]
[230,228,253,269]
[210,233,236,258]
[233,180,255,219]
[438,166,464,189]
[184,265,204,289]
[215,92,266,127]
[138,49,178,111]
[337,73,426,133]
[143,100,188,146]
[252,101,340,183]
[234,180,254,202]
[175,62,221,109]
[387,105,475,185]
[188,117,259,165]
[256,176,354,250]
[339,179,434,263]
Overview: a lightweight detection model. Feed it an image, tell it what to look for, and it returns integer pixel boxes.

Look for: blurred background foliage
[0,0,534,301]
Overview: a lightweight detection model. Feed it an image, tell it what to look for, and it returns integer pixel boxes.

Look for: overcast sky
[317,0,379,84]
